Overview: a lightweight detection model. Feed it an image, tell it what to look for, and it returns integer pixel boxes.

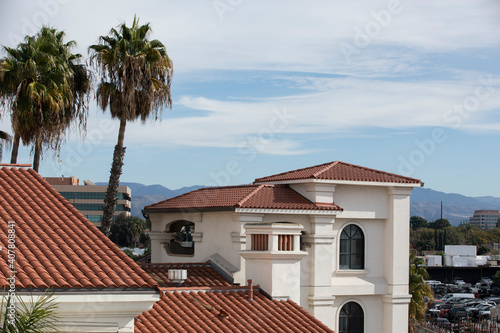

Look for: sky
[0,0,499,197]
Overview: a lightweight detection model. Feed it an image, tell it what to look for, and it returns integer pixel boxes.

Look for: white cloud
[112,75,500,154]
[1,0,499,157]
[1,0,499,74]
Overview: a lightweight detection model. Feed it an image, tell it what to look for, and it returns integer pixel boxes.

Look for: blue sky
[1,0,499,196]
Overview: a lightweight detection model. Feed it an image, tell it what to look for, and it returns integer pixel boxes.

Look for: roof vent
[247,279,254,301]
[168,269,187,287]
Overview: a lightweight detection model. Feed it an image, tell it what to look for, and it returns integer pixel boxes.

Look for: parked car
[481,277,493,284]
[439,293,475,301]
[471,303,494,319]
[446,306,469,322]
[435,318,451,329]
[439,304,453,317]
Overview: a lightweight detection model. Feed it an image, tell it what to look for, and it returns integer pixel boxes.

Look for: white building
[144,161,422,333]
[423,255,442,267]
[444,245,478,267]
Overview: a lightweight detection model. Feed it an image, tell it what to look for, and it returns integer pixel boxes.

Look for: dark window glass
[73,203,130,212]
[339,302,364,333]
[339,225,364,270]
[59,192,130,200]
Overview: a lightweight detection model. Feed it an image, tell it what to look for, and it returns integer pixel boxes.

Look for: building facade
[469,210,500,230]
[144,161,422,333]
[45,176,131,226]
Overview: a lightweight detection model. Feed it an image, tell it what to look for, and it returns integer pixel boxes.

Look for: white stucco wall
[13,292,159,333]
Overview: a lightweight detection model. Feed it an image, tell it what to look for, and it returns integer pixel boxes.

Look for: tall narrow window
[339,302,364,333]
[339,225,364,270]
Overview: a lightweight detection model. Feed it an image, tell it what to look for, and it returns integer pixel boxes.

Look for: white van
[440,293,475,301]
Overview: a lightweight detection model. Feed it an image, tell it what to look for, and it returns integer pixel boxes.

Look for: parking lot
[426,277,500,332]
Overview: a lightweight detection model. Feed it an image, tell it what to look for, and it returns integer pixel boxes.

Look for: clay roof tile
[0,167,157,290]
[135,287,334,333]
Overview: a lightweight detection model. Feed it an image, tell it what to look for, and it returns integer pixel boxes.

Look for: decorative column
[240,223,307,303]
[383,187,413,333]
[148,231,170,262]
[304,214,336,329]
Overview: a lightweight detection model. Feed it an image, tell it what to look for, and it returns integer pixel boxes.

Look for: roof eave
[143,207,236,215]
[255,178,422,187]
[235,208,340,215]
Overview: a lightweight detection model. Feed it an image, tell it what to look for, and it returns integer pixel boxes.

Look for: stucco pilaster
[303,214,336,329]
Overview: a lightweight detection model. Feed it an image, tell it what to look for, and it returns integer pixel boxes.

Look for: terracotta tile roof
[0,167,157,289]
[255,161,422,184]
[144,184,342,212]
[140,263,233,288]
[135,287,334,333]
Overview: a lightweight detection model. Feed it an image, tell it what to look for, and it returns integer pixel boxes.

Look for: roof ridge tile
[312,161,338,178]
[235,184,265,207]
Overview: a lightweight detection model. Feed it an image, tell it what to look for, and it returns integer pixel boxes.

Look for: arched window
[167,221,194,255]
[339,224,364,269]
[339,302,364,333]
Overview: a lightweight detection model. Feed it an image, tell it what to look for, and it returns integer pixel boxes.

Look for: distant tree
[409,251,433,333]
[443,227,462,245]
[411,228,435,251]
[109,214,133,246]
[488,227,500,240]
[468,227,492,247]
[410,216,428,230]
[456,223,473,243]
[477,245,489,255]
[121,248,137,259]
[493,271,500,285]
[108,213,149,248]
[429,218,451,229]
[139,233,150,247]
[130,217,144,248]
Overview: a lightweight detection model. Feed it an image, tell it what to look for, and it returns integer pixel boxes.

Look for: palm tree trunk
[10,133,20,164]
[101,118,127,236]
[33,137,41,172]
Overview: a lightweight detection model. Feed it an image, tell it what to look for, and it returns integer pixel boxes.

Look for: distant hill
[97,182,500,224]
[96,182,204,217]
[410,187,500,225]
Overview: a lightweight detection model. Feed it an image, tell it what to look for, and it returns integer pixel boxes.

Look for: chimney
[247,279,253,301]
[168,269,187,287]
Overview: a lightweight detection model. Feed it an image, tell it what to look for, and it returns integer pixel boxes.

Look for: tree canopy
[0,26,91,170]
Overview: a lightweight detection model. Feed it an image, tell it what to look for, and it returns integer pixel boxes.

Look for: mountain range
[98,182,500,225]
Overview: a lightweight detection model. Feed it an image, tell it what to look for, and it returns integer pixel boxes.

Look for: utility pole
[441,201,444,251]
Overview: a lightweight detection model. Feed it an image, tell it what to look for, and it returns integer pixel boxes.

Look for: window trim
[337,222,366,271]
[337,300,365,333]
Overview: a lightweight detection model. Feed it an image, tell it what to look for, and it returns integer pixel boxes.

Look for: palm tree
[0,291,60,332]
[130,217,144,247]
[89,16,173,235]
[0,130,12,162]
[409,250,433,333]
[0,27,91,171]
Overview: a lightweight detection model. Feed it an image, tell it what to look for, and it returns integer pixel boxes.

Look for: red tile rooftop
[0,167,157,289]
[255,161,422,184]
[144,184,342,212]
[140,263,233,288]
[135,286,335,333]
